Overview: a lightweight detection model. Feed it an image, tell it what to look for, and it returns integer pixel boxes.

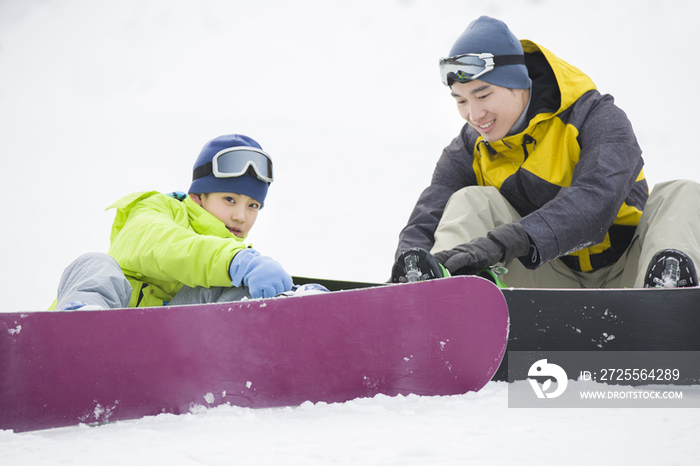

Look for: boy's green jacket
[100,191,247,308]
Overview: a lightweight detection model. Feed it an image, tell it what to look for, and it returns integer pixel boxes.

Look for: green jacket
[106,191,247,307]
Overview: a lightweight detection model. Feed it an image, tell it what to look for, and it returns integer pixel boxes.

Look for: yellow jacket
[397,40,648,272]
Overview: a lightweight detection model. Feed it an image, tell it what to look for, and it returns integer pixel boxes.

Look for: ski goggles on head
[193,146,274,183]
[438,53,526,86]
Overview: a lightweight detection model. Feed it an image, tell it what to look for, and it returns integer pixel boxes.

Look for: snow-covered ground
[2,381,700,465]
[2,0,700,464]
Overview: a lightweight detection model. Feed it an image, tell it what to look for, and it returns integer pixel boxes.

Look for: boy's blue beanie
[188,134,270,207]
[448,16,531,89]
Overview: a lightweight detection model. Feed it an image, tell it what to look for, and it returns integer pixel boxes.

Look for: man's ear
[189,193,203,206]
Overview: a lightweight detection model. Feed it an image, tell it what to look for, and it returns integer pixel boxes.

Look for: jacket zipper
[515,135,537,208]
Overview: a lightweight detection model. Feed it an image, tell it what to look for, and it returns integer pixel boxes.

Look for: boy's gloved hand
[229,249,293,299]
[432,222,531,275]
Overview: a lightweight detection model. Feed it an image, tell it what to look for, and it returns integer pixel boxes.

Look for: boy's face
[450,80,529,142]
[190,192,260,238]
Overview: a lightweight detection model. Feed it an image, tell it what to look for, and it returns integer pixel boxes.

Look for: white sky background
[1,0,699,312]
[2,3,700,464]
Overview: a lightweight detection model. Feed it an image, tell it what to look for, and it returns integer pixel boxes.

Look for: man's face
[450,80,529,142]
[190,192,260,238]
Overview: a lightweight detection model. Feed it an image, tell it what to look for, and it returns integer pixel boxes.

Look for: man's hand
[432,222,531,275]
[432,236,503,275]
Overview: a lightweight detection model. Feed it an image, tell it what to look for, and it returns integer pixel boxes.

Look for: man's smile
[475,119,494,129]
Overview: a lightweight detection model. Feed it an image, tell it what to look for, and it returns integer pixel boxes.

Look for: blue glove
[229,249,293,299]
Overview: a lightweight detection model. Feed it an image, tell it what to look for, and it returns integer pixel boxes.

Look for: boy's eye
[225,197,236,203]
[249,203,260,210]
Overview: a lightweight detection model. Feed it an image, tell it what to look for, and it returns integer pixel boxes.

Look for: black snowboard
[294,277,700,383]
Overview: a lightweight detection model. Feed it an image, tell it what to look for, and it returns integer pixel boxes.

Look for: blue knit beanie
[448,16,531,89]
[188,134,270,207]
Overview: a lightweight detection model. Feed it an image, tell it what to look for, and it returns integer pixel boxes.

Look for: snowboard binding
[391,247,508,287]
[644,249,697,288]
[391,247,450,284]
[476,266,509,288]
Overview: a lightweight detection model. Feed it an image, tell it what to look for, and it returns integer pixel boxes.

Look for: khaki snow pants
[431,179,700,289]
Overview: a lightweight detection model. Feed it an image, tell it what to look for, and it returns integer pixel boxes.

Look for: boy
[393,16,700,289]
[53,134,293,310]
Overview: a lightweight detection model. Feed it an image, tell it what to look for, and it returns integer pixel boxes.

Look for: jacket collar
[183,195,245,240]
[473,40,597,156]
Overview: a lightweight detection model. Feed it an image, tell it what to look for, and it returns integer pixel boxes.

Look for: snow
[1,0,700,464]
[3,383,700,464]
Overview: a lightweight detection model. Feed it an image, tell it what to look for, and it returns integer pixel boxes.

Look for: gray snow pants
[431,179,700,288]
[56,252,250,310]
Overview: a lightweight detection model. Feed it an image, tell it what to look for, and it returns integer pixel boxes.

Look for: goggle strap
[439,54,525,67]
[492,54,526,66]
[193,161,213,181]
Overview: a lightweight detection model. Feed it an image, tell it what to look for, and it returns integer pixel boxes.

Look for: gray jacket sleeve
[394,124,478,259]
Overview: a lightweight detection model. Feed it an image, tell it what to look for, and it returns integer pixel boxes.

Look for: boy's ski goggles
[438,53,526,86]
[193,147,274,183]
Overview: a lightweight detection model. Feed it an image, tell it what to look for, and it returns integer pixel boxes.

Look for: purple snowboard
[0,276,508,432]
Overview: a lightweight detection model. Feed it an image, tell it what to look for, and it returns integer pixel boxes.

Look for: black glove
[432,222,531,275]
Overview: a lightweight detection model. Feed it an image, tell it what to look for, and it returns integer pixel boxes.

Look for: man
[392,16,699,288]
